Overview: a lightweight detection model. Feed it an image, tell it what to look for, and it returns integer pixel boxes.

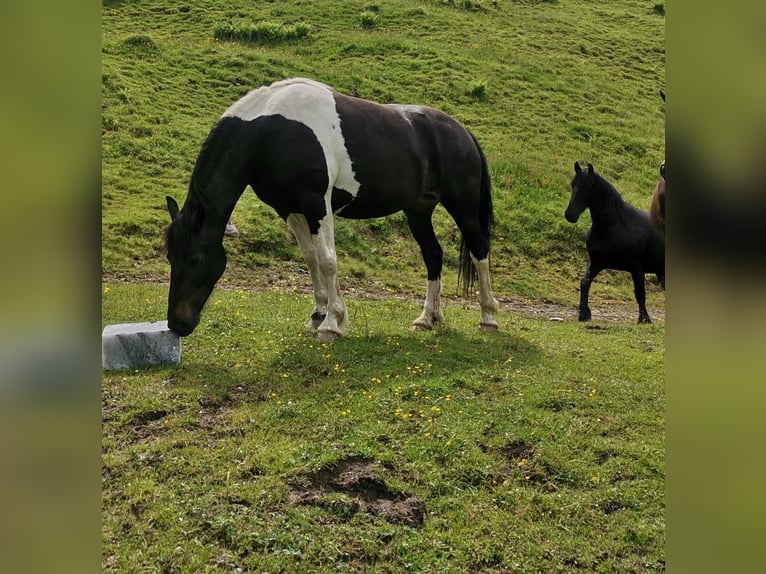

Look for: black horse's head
[565,161,595,223]
[165,196,227,336]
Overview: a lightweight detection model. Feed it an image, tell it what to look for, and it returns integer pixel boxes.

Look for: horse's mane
[590,172,628,214]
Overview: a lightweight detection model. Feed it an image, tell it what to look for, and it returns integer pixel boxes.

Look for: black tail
[457,133,494,297]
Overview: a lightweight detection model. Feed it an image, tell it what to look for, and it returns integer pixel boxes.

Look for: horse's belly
[332,185,414,219]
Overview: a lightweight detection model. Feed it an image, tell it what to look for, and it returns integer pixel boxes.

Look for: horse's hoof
[578,312,591,322]
[412,320,434,332]
[638,316,652,324]
[316,330,341,343]
[479,322,498,332]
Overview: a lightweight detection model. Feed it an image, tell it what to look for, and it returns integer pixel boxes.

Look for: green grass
[103,283,664,572]
[213,20,312,44]
[102,0,664,570]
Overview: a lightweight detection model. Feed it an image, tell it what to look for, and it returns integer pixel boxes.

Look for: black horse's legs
[631,268,651,323]
[578,259,600,321]
[405,210,444,330]
[286,214,328,329]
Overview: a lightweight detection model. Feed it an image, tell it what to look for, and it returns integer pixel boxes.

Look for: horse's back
[587,203,664,274]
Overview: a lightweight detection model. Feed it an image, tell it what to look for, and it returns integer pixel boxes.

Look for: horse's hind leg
[631,268,651,323]
[405,210,444,330]
[471,254,500,331]
[443,213,499,330]
[286,214,328,329]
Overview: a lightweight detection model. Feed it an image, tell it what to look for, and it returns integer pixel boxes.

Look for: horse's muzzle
[168,303,200,337]
[564,208,579,223]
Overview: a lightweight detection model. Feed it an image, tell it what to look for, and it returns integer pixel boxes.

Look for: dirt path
[108,262,664,324]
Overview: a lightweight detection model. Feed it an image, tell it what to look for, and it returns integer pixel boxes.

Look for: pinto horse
[165,78,499,341]
[565,162,665,323]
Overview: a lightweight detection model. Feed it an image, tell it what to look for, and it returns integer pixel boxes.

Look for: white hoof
[316,330,341,343]
[479,321,499,332]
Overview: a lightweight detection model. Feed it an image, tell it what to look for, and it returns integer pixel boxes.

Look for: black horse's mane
[587,171,630,217]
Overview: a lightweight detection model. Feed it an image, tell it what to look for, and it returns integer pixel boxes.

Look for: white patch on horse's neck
[222,78,361,197]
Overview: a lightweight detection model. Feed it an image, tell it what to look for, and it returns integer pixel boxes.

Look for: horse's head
[164,196,227,336]
[565,161,595,223]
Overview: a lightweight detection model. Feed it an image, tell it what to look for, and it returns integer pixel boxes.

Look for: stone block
[102,321,181,370]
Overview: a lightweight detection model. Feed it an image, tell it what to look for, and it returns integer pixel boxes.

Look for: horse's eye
[190,254,202,265]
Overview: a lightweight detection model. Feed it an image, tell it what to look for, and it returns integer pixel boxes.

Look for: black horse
[165,78,499,341]
[565,162,665,323]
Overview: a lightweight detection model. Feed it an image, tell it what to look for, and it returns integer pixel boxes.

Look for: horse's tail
[458,133,494,297]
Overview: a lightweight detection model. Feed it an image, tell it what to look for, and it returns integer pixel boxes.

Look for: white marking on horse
[470,255,500,330]
[412,279,443,330]
[222,78,361,197]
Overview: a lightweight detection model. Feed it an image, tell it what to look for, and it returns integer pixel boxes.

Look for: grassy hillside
[102,0,665,306]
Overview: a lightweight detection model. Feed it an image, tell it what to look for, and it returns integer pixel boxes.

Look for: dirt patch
[118,409,168,438]
[287,456,425,527]
[104,270,664,324]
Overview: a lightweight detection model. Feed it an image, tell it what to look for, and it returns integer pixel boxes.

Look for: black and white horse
[165,78,499,341]
[565,162,665,323]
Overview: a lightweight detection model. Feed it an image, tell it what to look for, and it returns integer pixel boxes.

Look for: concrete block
[102,321,181,370]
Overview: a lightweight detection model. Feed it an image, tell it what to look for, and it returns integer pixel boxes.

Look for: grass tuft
[360,10,379,29]
[468,80,488,100]
[213,20,311,44]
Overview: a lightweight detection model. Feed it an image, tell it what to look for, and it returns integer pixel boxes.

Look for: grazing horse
[564,162,665,323]
[165,78,499,341]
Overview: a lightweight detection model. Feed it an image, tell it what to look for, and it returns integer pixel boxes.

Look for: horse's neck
[188,181,246,239]
[588,180,624,226]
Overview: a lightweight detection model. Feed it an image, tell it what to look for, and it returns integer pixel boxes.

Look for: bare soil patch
[287,456,425,527]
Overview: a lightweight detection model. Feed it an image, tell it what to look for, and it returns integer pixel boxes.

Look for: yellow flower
[103,286,110,294]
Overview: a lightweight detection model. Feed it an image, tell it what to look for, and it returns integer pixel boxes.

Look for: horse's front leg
[413,279,444,331]
[312,210,347,342]
[578,258,599,321]
[286,214,328,329]
[631,268,651,324]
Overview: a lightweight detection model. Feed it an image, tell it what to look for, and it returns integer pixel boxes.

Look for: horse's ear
[574,161,582,173]
[587,164,594,175]
[660,90,665,102]
[167,196,180,221]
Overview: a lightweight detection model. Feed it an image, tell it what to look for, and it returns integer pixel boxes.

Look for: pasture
[102,284,664,572]
[102,0,664,571]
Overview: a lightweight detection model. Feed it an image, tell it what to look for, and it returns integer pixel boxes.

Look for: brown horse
[649,160,665,237]
[649,90,665,237]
